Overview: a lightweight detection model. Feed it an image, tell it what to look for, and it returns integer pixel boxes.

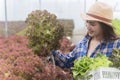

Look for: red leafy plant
[0,35,73,80]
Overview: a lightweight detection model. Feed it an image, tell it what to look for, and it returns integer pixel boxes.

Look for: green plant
[72,54,112,80]
[109,48,120,69]
[72,56,94,79]
[112,19,120,36]
[26,10,64,56]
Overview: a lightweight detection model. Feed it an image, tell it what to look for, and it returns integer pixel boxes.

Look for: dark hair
[86,22,119,42]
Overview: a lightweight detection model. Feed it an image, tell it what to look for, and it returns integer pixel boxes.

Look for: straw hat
[81,2,113,26]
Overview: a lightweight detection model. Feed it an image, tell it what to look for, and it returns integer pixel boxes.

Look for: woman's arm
[52,43,82,68]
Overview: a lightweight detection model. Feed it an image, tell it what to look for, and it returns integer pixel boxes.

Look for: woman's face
[86,20,103,37]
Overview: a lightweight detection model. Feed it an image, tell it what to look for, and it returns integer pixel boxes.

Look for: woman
[52,2,120,68]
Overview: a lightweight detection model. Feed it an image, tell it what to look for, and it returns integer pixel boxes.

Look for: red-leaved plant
[0,35,73,80]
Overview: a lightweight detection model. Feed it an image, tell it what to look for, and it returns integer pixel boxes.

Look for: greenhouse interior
[0,0,120,80]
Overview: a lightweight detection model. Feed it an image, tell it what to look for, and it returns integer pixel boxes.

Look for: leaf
[72,54,112,79]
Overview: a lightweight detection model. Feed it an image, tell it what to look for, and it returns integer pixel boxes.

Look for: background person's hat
[81,2,113,27]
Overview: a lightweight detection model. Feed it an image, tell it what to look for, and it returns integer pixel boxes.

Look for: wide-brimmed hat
[81,2,113,27]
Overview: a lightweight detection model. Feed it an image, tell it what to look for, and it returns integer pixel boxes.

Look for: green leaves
[109,48,120,69]
[92,55,113,70]
[72,56,94,79]
[112,19,120,36]
[72,54,112,79]
[25,10,64,57]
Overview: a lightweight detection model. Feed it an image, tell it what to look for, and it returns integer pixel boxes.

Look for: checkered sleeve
[52,37,89,68]
[106,39,120,57]
[52,43,82,68]
[116,39,120,49]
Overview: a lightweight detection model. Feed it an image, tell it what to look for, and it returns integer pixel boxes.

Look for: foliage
[109,48,120,69]
[112,19,120,36]
[72,56,94,79]
[16,26,32,36]
[0,36,72,80]
[25,10,64,57]
[72,54,112,79]
[0,36,41,80]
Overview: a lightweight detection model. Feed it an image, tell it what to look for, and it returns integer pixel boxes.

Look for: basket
[85,67,120,80]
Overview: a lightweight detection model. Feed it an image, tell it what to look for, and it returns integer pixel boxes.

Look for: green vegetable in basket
[72,53,112,80]
[72,56,94,79]
[92,54,113,70]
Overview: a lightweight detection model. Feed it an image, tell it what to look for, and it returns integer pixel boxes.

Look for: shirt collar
[84,36,107,45]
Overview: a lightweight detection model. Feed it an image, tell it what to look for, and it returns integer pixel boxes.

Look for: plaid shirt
[52,36,120,68]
